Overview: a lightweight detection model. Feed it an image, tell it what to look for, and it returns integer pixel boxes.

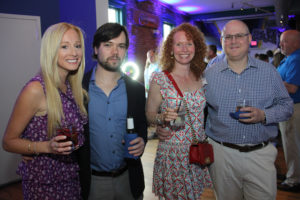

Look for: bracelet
[155,113,163,125]
[27,142,32,153]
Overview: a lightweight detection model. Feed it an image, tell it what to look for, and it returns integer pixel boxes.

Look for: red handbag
[189,141,214,166]
[163,70,214,166]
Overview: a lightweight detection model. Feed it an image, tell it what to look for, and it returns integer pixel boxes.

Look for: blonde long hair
[40,22,87,138]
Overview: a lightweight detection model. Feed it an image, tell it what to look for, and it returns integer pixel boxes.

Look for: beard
[98,56,122,72]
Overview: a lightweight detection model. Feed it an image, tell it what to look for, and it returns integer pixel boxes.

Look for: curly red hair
[160,23,207,79]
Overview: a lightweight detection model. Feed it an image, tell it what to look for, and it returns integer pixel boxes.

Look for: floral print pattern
[17,74,87,200]
[151,72,212,200]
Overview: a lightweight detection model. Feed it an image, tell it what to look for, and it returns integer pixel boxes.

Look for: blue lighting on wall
[288,15,295,19]
[278,27,286,33]
[177,6,202,13]
[160,0,182,4]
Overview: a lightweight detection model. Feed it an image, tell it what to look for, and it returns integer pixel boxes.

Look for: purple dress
[17,74,87,200]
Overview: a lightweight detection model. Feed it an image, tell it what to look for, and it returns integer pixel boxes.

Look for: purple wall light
[177,6,202,14]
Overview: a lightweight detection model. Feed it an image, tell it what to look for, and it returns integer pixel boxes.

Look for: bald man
[204,20,293,199]
[277,30,300,192]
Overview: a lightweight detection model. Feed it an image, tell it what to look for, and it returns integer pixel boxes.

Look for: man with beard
[77,23,147,200]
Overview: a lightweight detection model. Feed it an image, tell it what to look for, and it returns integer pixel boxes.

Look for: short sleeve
[285,58,300,86]
[150,71,169,99]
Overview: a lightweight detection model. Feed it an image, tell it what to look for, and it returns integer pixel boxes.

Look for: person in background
[258,53,269,63]
[204,20,293,200]
[206,44,217,63]
[272,49,285,68]
[206,52,225,68]
[79,23,147,200]
[146,23,212,199]
[2,22,88,200]
[266,49,274,63]
[144,49,161,139]
[144,49,160,98]
[277,29,300,192]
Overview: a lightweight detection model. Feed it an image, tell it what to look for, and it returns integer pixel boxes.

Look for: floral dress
[17,74,87,200]
[152,72,212,200]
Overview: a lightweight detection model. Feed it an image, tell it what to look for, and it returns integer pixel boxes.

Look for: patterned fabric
[205,56,293,144]
[151,72,212,200]
[17,74,87,200]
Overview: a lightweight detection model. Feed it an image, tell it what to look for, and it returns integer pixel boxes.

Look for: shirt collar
[90,66,125,83]
[289,48,300,57]
[218,55,258,72]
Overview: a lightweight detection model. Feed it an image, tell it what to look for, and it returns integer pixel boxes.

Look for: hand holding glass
[169,102,185,129]
[230,99,250,119]
[56,125,78,151]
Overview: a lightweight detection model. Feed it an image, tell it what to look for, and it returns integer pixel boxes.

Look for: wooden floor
[141,138,300,200]
[0,138,299,200]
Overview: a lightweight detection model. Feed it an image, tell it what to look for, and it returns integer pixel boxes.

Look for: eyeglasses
[222,33,249,41]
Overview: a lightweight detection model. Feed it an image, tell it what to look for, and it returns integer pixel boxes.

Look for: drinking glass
[56,125,78,148]
[169,101,185,129]
[235,99,250,119]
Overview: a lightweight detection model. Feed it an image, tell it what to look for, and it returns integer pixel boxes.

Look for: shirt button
[110,135,113,138]
[112,150,115,154]
[107,101,110,104]
[238,89,241,93]
[109,118,111,120]
[243,136,245,139]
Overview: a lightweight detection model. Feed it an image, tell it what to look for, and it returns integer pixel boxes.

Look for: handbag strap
[163,70,183,97]
[163,70,198,144]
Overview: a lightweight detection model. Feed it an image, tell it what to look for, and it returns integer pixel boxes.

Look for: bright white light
[163,23,172,41]
[121,61,140,80]
[108,8,117,23]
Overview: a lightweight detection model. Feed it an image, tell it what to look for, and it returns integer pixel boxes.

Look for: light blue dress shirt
[204,56,293,144]
[88,67,128,171]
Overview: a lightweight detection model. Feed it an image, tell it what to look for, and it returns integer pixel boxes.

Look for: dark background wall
[0,0,60,33]
[59,0,97,70]
[0,0,97,71]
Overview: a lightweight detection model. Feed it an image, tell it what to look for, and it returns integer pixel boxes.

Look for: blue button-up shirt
[277,48,300,103]
[205,56,293,144]
[89,67,127,171]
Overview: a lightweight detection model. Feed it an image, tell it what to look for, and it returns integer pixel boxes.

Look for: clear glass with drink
[169,100,185,129]
[236,99,250,119]
[56,125,78,150]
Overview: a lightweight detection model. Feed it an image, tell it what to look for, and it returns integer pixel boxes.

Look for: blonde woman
[2,22,88,200]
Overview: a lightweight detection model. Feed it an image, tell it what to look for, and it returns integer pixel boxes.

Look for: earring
[171,52,174,59]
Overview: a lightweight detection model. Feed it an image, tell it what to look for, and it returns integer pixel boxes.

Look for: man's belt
[213,139,269,152]
[92,165,127,177]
